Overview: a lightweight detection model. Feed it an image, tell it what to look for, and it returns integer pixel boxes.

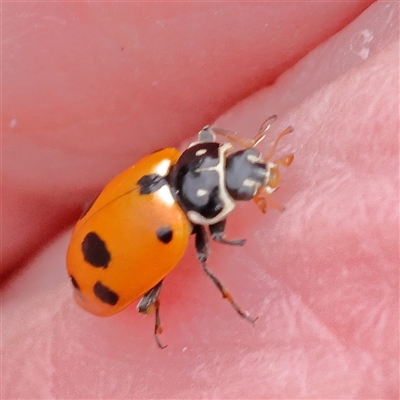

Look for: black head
[225,148,268,201]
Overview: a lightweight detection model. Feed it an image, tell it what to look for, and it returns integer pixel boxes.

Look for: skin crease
[1,2,399,399]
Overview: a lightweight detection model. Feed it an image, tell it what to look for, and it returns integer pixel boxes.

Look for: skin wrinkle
[284,175,396,354]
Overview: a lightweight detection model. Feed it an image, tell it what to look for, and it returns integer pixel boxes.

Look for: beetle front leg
[137,280,167,349]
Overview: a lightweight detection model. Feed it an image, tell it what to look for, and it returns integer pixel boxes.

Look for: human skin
[2,2,399,399]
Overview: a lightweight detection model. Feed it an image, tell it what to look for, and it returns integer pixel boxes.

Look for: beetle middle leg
[194,225,257,324]
[137,280,167,349]
[209,219,246,246]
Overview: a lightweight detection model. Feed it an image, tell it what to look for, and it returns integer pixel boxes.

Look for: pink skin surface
[2,2,399,398]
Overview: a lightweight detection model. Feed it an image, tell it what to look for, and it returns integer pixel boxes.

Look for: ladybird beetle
[67,115,293,348]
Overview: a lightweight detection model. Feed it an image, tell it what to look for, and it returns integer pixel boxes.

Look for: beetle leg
[194,225,257,324]
[253,187,286,213]
[209,219,246,246]
[137,280,167,349]
[274,153,294,167]
[253,192,268,213]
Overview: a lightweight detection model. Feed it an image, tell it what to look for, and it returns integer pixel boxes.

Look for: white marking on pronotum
[195,149,207,157]
[153,158,172,177]
[196,189,208,197]
[155,185,176,207]
[187,142,236,225]
[152,158,175,207]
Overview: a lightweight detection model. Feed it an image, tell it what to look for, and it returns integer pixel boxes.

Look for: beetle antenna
[264,126,293,160]
[258,115,277,135]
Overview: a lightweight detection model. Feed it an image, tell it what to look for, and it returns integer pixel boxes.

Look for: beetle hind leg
[137,280,167,349]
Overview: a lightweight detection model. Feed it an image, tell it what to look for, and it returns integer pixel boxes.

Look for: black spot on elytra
[70,275,80,291]
[137,174,166,195]
[156,226,173,244]
[81,232,111,268]
[93,281,119,305]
